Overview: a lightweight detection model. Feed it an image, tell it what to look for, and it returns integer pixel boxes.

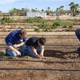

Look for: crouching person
[5,29,27,57]
[24,37,46,58]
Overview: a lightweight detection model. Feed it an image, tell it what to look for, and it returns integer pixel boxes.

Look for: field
[0,16,80,80]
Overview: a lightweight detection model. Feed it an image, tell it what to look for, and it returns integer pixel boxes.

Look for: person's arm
[13,37,27,48]
[31,46,40,58]
[13,42,25,48]
[39,46,44,57]
[7,46,21,56]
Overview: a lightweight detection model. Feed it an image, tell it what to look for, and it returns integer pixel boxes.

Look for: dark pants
[75,28,80,55]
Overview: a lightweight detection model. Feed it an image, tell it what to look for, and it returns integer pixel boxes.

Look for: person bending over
[24,37,46,58]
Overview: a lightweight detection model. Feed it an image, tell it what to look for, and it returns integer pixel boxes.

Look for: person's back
[5,30,21,45]
[26,37,39,47]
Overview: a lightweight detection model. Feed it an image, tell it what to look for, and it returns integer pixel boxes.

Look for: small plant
[68,25,73,29]
[68,25,73,31]
[37,24,43,28]
[37,22,51,32]
[52,21,61,28]
[7,56,13,59]
[25,56,29,59]
[34,28,40,32]
[62,25,67,28]
[0,56,4,58]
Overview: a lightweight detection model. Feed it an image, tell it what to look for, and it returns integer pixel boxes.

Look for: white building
[26,12,46,18]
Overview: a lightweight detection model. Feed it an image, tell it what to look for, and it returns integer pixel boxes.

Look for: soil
[0,28,80,80]
[0,49,80,80]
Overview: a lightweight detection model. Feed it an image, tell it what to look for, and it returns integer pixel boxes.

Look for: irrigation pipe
[0,68,80,71]
[0,59,80,63]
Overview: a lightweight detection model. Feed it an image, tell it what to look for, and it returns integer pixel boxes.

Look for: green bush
[37,24,43,28]
[25,17,34,23]
[37,22,51,32]
[1,17,11,24]
[52,17,63,28]
[25,17,43,23]
[53,21,61,26]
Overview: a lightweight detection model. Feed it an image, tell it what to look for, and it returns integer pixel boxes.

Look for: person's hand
[16,51,21,56]
[13,44,18,48]
[40,54,43,57]
[36,54,41,58]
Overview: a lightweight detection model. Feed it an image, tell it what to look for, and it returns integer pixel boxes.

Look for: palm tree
[47,7,50,10]
[56,8,59,16]
[31,9,34,12]
[69,2,79,16]
[41,9,44,12]
[59,6,64,15]
[59,6,64,10]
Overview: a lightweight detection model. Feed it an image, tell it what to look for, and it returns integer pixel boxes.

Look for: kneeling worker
[24,37,46,58]
[5,29,27,57]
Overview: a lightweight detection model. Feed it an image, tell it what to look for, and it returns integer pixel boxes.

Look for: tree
[21,8,30,16]
[41,9,44,12]
[58,6,64,15]
[21,8,30,13]
[9,8,20,16]
[56,8,59,16]
[69,2,79,16]
[31,8,40,12]
[47,7,50,10]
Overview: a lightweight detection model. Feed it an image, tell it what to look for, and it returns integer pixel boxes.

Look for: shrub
[1,17,12,24]
[53,21,61,26]
[37,22,51,32]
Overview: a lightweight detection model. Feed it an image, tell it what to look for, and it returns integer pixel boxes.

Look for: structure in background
[26,12,46,18]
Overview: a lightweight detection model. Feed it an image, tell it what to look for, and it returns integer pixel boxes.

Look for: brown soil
[0,49,80,80]
[0,30,80,80]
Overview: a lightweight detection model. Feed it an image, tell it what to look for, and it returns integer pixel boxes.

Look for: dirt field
[0,49,80,80]
[0,31,80,80]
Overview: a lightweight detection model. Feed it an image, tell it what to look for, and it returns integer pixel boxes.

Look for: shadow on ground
[44,50,78,59]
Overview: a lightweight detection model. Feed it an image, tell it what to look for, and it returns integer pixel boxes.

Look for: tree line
[0,2,80,16]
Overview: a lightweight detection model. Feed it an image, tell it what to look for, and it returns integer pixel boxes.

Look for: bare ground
[0,49,80,80]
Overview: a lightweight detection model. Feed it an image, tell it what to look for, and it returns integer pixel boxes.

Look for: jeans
[24,45,42,58]
[75,28,80,55]
[6,45,26,57]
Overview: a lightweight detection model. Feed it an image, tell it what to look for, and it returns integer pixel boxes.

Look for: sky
[0,0,80,12]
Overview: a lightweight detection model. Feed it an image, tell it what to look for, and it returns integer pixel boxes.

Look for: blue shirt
[5,30,27,46]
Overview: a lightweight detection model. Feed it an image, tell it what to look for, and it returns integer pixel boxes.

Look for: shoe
[5,53,10,56]
[5,49,10,56]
